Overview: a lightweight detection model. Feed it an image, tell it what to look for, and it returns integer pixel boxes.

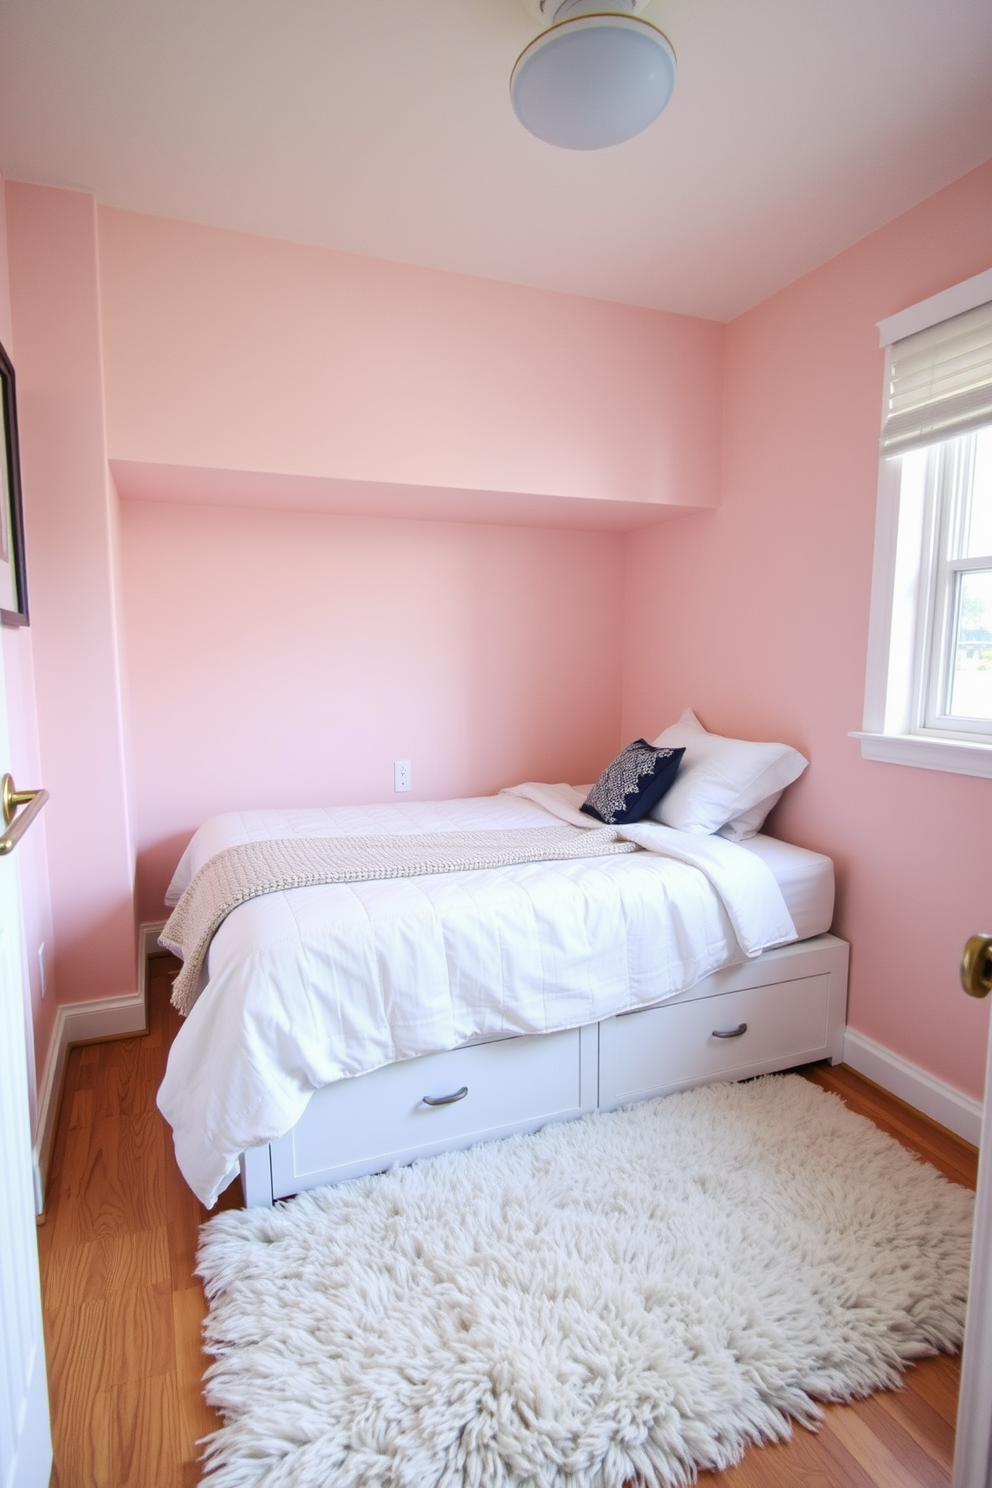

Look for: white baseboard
[843,1028,983,1146]
[32,921,165,1211]
[140,920,168,970]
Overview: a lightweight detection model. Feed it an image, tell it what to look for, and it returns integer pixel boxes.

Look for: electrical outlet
[394,760,412,793]
[38,942,46,998]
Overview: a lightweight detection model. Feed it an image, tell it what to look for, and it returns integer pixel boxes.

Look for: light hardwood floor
[39,957,240,1488]
[39,959,977,1487]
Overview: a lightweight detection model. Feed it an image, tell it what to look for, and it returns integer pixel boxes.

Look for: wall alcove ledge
[110,460,713,532]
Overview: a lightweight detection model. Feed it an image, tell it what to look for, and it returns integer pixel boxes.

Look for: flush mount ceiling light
[511,0,676,150]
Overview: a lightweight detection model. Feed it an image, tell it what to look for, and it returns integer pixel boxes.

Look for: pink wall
[97,208,724,514]
[95,203,721,924]
[5,184,136,1019]
[0,169,57,1092]
[622,159,992,1102]
[120,500,626,920]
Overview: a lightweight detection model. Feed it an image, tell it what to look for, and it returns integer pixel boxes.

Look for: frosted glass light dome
[510,12,676,150]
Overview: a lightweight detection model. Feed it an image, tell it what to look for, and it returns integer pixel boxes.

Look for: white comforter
[157,787,795,1206]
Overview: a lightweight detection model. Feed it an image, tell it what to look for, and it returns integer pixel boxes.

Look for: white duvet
[157,786,796,1206]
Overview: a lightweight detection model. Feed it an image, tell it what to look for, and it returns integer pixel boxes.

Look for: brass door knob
[1,772,36,826]
[961,934,992,999]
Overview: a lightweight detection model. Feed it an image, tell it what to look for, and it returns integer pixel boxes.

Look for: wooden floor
[38,961,978,1488]
[39,957,240,1488]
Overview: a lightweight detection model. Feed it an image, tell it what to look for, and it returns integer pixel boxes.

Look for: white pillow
[718,791,783,842]
[647,709,807,835]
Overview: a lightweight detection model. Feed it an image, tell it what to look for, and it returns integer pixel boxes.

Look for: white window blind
[881,298,992,457]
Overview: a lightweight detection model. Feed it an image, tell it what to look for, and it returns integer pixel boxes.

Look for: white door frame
[953,1008,992,1487]
[0,907,53,1487]
[0,619,52,1488]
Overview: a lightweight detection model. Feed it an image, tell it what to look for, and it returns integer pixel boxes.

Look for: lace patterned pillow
[581,740,685,826]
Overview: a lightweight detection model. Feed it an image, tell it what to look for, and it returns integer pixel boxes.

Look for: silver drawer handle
[422,1086,468,1107]
[712,1023,748,1039]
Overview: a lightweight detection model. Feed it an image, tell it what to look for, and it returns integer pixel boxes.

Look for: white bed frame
[239,932,849,1207]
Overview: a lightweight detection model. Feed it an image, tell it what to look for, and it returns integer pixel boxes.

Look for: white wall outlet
[394,759,412,793]
[38,942,47,998]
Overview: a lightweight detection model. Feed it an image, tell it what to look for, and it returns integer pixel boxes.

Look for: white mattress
[166,798,834,946]
[736,833,833,942]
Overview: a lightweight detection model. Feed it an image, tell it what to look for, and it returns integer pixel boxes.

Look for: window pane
[962,425,992,558]
[948,568,992,720]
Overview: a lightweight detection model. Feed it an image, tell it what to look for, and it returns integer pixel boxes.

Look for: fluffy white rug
[196,1075,974,1488]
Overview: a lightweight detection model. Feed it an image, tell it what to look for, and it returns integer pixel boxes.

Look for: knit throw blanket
[164,824,639,1015]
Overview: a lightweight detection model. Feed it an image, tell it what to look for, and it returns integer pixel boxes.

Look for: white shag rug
[196,1075,974,1488]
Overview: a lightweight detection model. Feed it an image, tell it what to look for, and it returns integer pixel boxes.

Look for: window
[858,269,992,776]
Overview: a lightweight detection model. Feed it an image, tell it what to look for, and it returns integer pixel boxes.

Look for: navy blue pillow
[581,740,685,826]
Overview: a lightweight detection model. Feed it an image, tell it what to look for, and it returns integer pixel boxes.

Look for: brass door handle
[0,773,49,857]
[961,935,992,999]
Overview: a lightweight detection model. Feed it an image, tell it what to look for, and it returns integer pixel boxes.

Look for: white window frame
[923,435,992,737]
[854,266,992,777]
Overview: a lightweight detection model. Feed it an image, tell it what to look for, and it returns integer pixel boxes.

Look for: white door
[953,937,992,1488]
[0,631,52,1488]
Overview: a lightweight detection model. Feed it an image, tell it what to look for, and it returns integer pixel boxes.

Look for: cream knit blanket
[164,824,639,1015]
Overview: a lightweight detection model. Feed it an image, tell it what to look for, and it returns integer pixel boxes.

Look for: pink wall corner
[96,207,724,512]
[0,170,58,1092]
[621,159,992,1102]
[105,460,137,873]
[120,498,626,920]
[6,182,136,1011]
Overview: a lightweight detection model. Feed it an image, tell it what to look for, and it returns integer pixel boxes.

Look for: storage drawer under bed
[268,1021,599,1199]
[599,972,833,1109]
[241,935,849,1205]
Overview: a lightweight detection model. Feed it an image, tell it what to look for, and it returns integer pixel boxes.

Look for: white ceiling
[0,0,990,321]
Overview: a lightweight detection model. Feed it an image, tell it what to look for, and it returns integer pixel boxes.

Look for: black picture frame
[0,338,28,626]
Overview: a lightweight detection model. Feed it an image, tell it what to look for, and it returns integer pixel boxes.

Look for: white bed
[157,785,846,1209]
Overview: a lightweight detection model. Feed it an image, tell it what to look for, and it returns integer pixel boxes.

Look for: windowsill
[850,730,992,778]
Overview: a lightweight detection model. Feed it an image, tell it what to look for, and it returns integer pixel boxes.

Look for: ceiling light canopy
[511,0,676,151]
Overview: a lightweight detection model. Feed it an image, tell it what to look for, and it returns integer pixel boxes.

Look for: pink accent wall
[622,159,992,1102]
[0,170,57,1091]
[95,204,721,924]
[120,499,626,920]
[96,208,724,513]
[5,184,136,1020]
